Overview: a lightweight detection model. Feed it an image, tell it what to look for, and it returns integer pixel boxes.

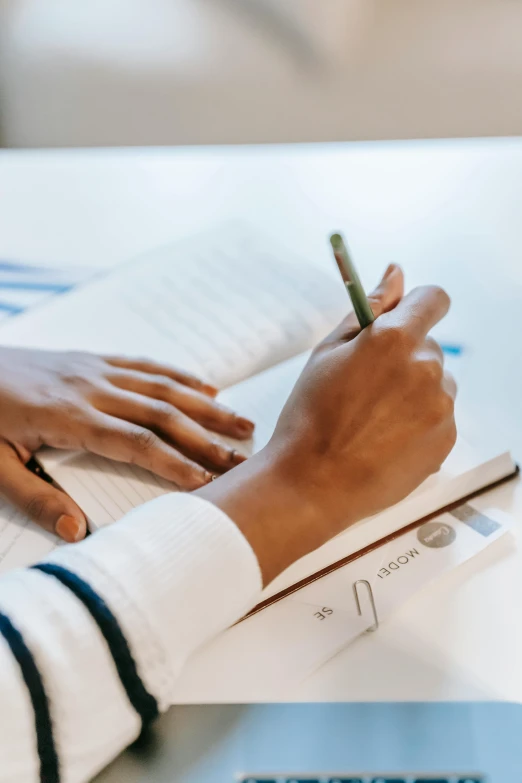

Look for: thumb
[0,440,87,543]
[323,263,405,346]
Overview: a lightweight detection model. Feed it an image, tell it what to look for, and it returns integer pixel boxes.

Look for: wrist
[195,446,332,586]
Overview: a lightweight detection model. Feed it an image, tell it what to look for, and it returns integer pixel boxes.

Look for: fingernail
[234,416,255,436]
[201,382,218,397]
[383,263,397,280]
[230,448,247,466]
[55,514,83,543]
[204,471,214,484]
[213,441,246,467]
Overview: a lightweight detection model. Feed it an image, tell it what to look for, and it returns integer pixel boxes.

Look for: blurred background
[1,0,522,149]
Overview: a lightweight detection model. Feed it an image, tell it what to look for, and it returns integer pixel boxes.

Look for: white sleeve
[0,493,262,783]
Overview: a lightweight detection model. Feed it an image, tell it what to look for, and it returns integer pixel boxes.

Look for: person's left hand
[0,349,254,542]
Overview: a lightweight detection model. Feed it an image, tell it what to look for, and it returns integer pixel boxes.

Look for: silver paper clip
[353,579,379,632]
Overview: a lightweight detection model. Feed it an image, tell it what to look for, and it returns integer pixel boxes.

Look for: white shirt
[0,493,262,782]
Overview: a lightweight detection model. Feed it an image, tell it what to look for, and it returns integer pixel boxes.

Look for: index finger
[104,356,218,397]
[321,264,404,347]
[384,285,450,340]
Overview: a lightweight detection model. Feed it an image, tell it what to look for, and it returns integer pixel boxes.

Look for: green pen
[329,232,375,328]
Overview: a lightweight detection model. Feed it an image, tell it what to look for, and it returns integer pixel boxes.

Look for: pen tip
[330,233,343,250]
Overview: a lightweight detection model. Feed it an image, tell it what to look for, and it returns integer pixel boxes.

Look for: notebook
[0,225,517,603]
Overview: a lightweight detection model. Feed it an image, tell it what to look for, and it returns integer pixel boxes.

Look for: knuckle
[434,427,457,470]
[188,374,204,388]
[25,493,51,522]
[429,284,450,307]
[149,376,173,398]
[60,373,94,392]
[372,320,393,345]
[431,423,457,468]
[207,439,223,461]
[173,459,207,489]
[208,439,230,464]
[425,408,442,428]
[375,322,413,353]
[49,397,83,422]
[445,422,458,451]
[64,350,90,364]
[439,391,455,418]
[60,352,97,385]
[152,401,179,427]
[127,426,158,453]
[84,419,109,445]
[179,456,200,478]
[418,358,443,385]
[426,391,454,427]
[425,335,442,354]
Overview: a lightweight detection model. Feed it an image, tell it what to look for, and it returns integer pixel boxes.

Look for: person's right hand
[199,264,457,585]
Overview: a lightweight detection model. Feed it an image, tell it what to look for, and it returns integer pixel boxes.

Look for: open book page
[0,225,347,390]
[0,499,60,574]
[38,449,176,529]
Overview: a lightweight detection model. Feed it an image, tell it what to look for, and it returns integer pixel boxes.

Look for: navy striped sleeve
[32,563,159,732]
[0,611,59,783]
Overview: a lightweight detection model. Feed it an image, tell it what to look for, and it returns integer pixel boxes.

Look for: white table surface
[1,138,522,704]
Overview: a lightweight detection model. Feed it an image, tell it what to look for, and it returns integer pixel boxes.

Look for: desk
[1,139,522,704]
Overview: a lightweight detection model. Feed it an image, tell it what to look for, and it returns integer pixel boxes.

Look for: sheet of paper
[0,225,347,390]
[0,499,60,574]
[170,505,512,703]
[38,451,176,529]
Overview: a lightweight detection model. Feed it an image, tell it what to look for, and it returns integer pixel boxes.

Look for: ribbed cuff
[46,493,262,709]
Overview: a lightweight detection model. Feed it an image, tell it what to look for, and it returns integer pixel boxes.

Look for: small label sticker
[417,521,457,549]
[450,504,501,537]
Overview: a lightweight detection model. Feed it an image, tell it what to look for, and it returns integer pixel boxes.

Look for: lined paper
[43,452,175,528]
[0,500,59,574]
